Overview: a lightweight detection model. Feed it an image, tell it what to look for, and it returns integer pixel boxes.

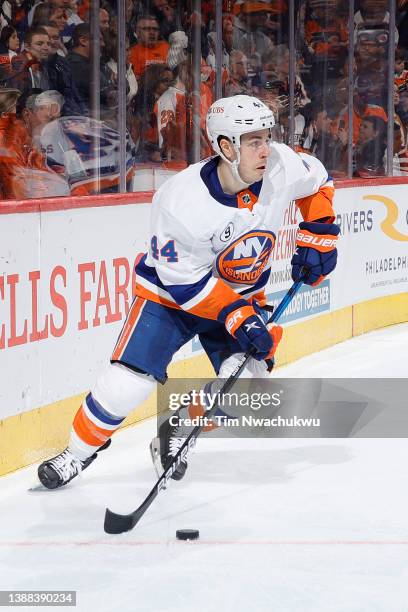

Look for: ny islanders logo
[216,230,276,284]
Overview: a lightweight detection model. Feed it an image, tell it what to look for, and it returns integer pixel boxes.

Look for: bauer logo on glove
[291,221,340,286]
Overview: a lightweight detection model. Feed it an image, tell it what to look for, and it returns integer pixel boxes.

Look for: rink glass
[0,0,403,200]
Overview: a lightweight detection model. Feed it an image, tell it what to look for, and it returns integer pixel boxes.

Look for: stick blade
[104,508,137,534]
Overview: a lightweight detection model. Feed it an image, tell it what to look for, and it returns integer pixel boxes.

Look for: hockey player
[37,94,339,489]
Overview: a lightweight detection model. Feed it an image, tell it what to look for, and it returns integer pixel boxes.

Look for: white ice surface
[1,323,408,612]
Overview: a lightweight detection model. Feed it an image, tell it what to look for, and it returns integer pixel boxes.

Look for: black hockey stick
[104,278,304,534]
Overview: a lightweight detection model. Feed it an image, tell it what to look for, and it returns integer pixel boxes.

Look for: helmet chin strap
[219,141,251,188]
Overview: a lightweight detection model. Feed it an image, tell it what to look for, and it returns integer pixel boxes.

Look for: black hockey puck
[176,529,199,541]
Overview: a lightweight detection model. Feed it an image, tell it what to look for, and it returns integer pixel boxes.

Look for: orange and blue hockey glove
[220,300,283,361]
[291,221,340,286]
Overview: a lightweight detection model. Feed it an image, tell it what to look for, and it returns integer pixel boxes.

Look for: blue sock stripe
[85,394,125,426]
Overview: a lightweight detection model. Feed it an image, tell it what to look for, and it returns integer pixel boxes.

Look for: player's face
[238,129,271,183]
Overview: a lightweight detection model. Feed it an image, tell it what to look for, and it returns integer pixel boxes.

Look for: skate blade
[28,480,50,492]
[149,438,167,488]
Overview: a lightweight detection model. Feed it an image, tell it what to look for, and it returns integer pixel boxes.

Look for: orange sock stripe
[73,407,114,446]
[187,402,218,432]
[112,297,146,361]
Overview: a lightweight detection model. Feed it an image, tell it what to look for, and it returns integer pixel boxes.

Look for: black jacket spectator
[66,23,116,113]
[47,52,87,115]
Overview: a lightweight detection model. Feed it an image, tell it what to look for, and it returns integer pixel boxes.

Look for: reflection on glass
[0,0,406,199]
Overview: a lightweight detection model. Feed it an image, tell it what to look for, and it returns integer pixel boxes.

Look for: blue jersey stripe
[136,255,167,290]
[165,271,213,305]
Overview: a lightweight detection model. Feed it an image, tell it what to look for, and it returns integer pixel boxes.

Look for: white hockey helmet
[206,95,275,157]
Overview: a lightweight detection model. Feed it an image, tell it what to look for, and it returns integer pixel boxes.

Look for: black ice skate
[150,411,188,481]
[36,439,111,490]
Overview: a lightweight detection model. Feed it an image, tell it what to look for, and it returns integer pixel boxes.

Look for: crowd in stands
[0,0,407,199]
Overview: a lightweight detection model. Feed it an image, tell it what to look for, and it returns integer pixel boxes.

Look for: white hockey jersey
[135,143,335,321]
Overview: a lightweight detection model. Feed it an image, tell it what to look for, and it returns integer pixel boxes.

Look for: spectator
[0,25,19,84]
[49,5,68,37]
[10,26,51,95]
[60,0,83,44]
[338,81,388,145]
[395,47,408,93]
[65,0,82,27]
[355,23,390,73]
[207,18,234,71]
[257,76,307,147]
[132,63,174,161]
[391,121,408,175]
[105,33,138,105]
[305,0,347,57]
[261,45,310,108]
[99,7,110,34]
[225,49,252,96]
[65,23,90,104]
[39,18,67,57]
[355,0,398,34]
[28,0,59,27]
[155,59,190,162]
[0,87,63,199]
[233,1,274,61]
[151,0,178,41]
[355,114,387,176]
[303,0,348,92]
[31,3,53,27]
[155,57,212,163]
[126,0,144,46]
[41,20,86,115]
[397,86,408,131]
[1,0,26,32]
[129,15,169,80]
[302,101,346,174]
[66,23,115,113]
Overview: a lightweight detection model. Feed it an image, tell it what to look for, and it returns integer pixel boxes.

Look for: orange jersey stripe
[111,297,146,361]
[136,279,241,321]
[73,407,113,446]
[296,185,335,222]
[134,282,181,310]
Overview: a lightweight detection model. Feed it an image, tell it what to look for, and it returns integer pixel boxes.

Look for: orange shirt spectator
[155,61,213,162]
[0,88,49,199]
[339,99,387,144]
[129,16,169,79]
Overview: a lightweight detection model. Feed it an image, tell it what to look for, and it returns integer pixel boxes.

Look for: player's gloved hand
[291,221,340,286]
[222,301,283,361]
